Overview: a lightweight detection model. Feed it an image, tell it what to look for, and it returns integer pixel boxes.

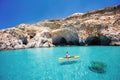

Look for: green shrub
[27,30,36,33]
[19,27,25,31]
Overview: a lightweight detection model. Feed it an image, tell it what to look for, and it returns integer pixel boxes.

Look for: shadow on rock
[60,61,78,66]
[88,61,107,74]
[85,35,111,45]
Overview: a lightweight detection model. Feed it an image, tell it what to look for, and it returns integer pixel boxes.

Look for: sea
[0,46,120,80]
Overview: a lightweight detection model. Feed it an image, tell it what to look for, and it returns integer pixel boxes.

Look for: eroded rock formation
[0,4,120,50]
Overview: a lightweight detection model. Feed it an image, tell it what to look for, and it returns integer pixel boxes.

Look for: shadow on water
[59,61,78,65]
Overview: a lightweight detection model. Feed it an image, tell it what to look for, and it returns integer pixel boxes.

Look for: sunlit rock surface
[0,5,120,50]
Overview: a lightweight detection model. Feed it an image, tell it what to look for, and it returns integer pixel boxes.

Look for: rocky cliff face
[0,5,120,50]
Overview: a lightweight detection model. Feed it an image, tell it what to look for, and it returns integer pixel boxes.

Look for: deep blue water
[0,46,120,80]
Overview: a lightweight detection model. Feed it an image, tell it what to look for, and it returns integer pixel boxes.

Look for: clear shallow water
[0,46,120,80]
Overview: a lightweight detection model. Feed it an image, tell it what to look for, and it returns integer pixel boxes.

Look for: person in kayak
[66,51,70,58]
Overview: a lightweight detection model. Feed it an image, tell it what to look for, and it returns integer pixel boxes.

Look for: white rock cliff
[0,5,120,50]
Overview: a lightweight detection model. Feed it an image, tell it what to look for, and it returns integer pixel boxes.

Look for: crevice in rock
[19,35,28,45]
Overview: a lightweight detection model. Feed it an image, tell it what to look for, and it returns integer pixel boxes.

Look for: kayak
[58,56,80,60]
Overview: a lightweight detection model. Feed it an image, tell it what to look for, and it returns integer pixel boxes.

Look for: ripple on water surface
[0,46,120,80]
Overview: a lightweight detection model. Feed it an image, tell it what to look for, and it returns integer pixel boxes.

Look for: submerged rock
[88,61,107,73]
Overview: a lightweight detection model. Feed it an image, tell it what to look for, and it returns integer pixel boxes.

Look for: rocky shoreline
[0,5,120,50]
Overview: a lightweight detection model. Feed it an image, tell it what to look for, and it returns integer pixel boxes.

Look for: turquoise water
[0,46,120,80]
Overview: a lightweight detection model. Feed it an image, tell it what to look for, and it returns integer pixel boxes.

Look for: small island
[0,5,120,50]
